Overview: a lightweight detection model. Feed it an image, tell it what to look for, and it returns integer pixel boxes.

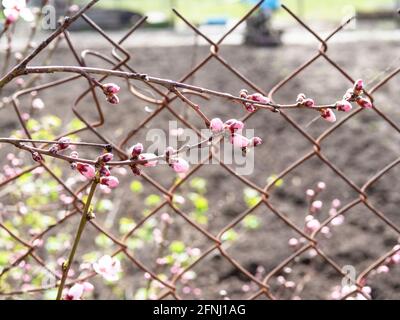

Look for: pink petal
[230,133,249,148]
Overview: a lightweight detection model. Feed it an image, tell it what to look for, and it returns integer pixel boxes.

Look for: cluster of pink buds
[73,150,119,189]
[130,142,150,176]
[209,117,262,151]
[239,89,270,113]
[49,137,70,154]
[101,83,120,105]
[342,79,372,109]
[297,93,337,123]
[295,79,371,124]
[288,182,344,251]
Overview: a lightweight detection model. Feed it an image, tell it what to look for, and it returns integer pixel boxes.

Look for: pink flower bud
[336,100,352,112]
[306,218,321,233]
[249,93,270,104]
[100,176,119,189]
[288,238,299,247]
[31,152,43,163]
[331,199,341,208]
[106,94,119,105]
[244,103,257,113]
[209,118,224,133]
[58,137,71,150]
[225,119,244,132]
[317,182,326,190]
[99,153,113,163]
[353,79,364,92]
[296,93,306,103]
[343,88,353,101]
[311,200,323,211]
[76,163,96,179]
[70,151,79,158]
[230,133,250,148]
[99,166,111,177]
[306,189,315,198]
[356,97,372,109]
[83,282,94,292]
[138,153,158,167]
[321,109,336,123]
[376,265,389,274]
[331,215,344,226]
[250,136,263,147]
[239,89,248,98]
[170,157,190,174]
[303,98,315,108]
[102,83,120,94]
[131,143,143,157]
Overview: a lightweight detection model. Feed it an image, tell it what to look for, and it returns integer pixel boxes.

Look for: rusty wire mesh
[0,0,399,300]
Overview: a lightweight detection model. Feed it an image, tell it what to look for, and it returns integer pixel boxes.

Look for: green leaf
[67,118,85,131]
[169,240,185,254]
[266,174,284,187]
[130,180,143,193]
[42,115,62,129]
[243,188,261,208]
[119,217,136,234]
[144,194,161,207]
[189,177,207,193]
[221,229,238,242]
[95,234,113,248]
[189,193,208,214]
[242,214,261,230]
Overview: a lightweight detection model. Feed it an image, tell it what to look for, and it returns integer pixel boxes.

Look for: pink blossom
[64,283,84,300]
[131,143,144,157]
[2,0,34,25]
[376,265,389,274]
[303,98,315,108]
[336,100,352,112]
[170,157,190,174]
[356,97,372,109]
[209,118,224,133]
[99,152,113,163]
[317,181,326,190]
[230,133,250,148]
[249,93,270,104]
[102,83,120,94]
[321,109,336,123]
[225,119,244,132]
[93,255,121,281]
[106,94,119,105]
[331,215,344,226]
[83,282,94,292]
[331,199,341,208]
[354,79,364,92]
[138,153,158,167]
[390,252,400,264]
[250,137,263,147]
[76,163,96,179]
[58,137,71,150]
[32,98,45,110]
[288,238,299,247]
[99,176,119,189]
[306,218,320,233]
[311,200,323,211]
[306,189,315,197]
[296,93,306,103]
[99,166,111,177]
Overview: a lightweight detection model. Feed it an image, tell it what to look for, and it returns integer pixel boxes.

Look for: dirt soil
[1,39,400,300]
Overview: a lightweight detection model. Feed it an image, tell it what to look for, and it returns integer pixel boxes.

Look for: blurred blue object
[205,17,228,25]
[246,0,280,11]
